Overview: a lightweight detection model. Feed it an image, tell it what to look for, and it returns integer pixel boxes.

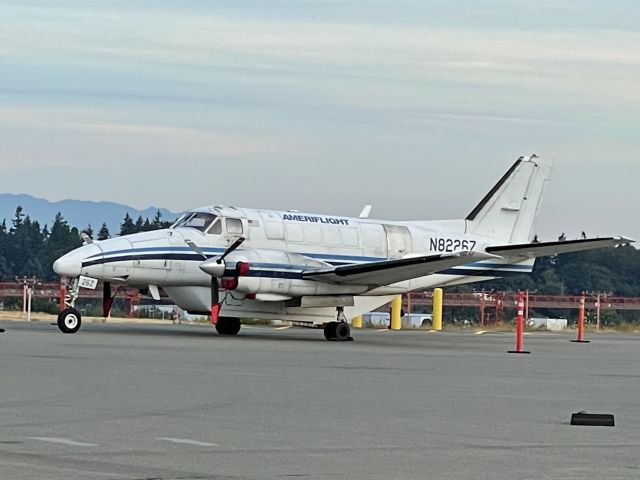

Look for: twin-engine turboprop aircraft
[53,156,632,340]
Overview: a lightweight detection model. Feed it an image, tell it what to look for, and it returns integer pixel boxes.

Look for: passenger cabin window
[285,223,304,243]
[322,226,339,245]
[173,212,217,232]
[304,224,322,244]
[226,218,243,235]
[341,227,360,247]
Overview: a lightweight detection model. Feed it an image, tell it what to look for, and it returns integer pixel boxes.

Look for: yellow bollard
[352,315,363,329]
[433,288,443,331]
[391,295,402,330]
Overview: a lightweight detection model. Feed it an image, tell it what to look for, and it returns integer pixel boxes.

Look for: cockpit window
[173,212,217,232]
[171,213,188,228]
[208,219,222,235]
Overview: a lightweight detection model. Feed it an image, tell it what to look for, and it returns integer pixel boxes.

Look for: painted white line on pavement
[29,437,98,447]
[158,437,219,447]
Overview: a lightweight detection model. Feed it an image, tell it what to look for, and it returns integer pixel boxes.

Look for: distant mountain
[0,194,181,234]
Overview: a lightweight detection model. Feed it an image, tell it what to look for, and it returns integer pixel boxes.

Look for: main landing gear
[211,302,241,336]
[57,278,82,334]
[215,317,241,336]
[323,307,353,342]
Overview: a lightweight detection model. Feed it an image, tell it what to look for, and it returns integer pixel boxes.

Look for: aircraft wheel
[323,321,337,341]
[57,308,82,334]
[334,322,351,342]
[216,317,241,336]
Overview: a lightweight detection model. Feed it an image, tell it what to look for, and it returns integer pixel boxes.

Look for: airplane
[53,155,632,341]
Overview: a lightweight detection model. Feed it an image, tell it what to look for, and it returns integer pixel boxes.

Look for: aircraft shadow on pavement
[61,323,333,343]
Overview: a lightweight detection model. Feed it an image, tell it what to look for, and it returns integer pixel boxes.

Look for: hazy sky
[1,0,639,241]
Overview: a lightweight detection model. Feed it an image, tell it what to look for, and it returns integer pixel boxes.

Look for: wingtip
[617,236,636,244]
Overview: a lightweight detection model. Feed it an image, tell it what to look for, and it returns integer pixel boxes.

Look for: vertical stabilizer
[465,155,552,243]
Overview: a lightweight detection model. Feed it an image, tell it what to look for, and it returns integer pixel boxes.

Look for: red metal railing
[405,292,640,311]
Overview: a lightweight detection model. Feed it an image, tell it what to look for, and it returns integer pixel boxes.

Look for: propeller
[197,237,245,278]
[220,237,246,263]
[185,237,246,306]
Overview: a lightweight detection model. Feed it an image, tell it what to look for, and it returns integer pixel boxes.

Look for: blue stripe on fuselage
[88,246,535,270]
[86,246,385,263]
[82,248,533,279]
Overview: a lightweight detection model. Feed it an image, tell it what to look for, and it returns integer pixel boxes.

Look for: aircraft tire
[216,317,241,336]
[323,321,337,341]
[57,308,82,334]
[334,322,351,342]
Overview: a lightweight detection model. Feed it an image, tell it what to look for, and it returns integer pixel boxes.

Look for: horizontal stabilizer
[486,237,634,259]
[303,251,494,286]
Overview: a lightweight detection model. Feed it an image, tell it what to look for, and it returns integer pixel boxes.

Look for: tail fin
[465,155,552,243]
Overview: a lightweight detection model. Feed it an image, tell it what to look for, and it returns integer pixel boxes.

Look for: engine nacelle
[223,249,367,297]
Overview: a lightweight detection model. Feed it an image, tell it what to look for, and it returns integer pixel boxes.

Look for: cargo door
[361,223,387,259]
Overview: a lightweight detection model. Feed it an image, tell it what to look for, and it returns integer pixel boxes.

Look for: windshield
[172,212,217,232]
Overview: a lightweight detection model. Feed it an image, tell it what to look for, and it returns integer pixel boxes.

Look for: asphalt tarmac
[1,320,639,479]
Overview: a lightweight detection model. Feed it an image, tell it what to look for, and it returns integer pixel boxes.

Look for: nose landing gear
[57,278,82,334]
[323,307,353,342]
[58,308,82,334]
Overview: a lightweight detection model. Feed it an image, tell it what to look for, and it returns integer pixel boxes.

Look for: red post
[59,276,66,312]
[571,295,590,343]
[577,297,585,341]
[509,291,530,354]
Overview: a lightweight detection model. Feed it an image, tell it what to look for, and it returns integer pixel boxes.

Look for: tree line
[439,244,640,325]
[0,206,174,281]
[479,245,640,297]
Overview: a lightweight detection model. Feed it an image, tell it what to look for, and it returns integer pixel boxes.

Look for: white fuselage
[57,205,534,324]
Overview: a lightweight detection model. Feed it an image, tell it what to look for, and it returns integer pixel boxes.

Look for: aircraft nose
[53,244,102,277]
[53,255,81,277]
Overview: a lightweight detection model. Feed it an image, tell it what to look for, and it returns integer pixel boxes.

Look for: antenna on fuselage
[359,205,372,219]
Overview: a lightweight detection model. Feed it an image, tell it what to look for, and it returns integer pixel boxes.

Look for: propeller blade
[217,237,245,264]
[185,240,208,259]
[211,278,219,305]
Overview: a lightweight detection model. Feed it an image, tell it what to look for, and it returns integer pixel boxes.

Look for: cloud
[0,1,639,239]
[0,106,290,168]
[2,5,639,108]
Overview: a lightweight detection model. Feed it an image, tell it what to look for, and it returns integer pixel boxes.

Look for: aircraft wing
[486,236,634,259]
[302,251,494,286]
